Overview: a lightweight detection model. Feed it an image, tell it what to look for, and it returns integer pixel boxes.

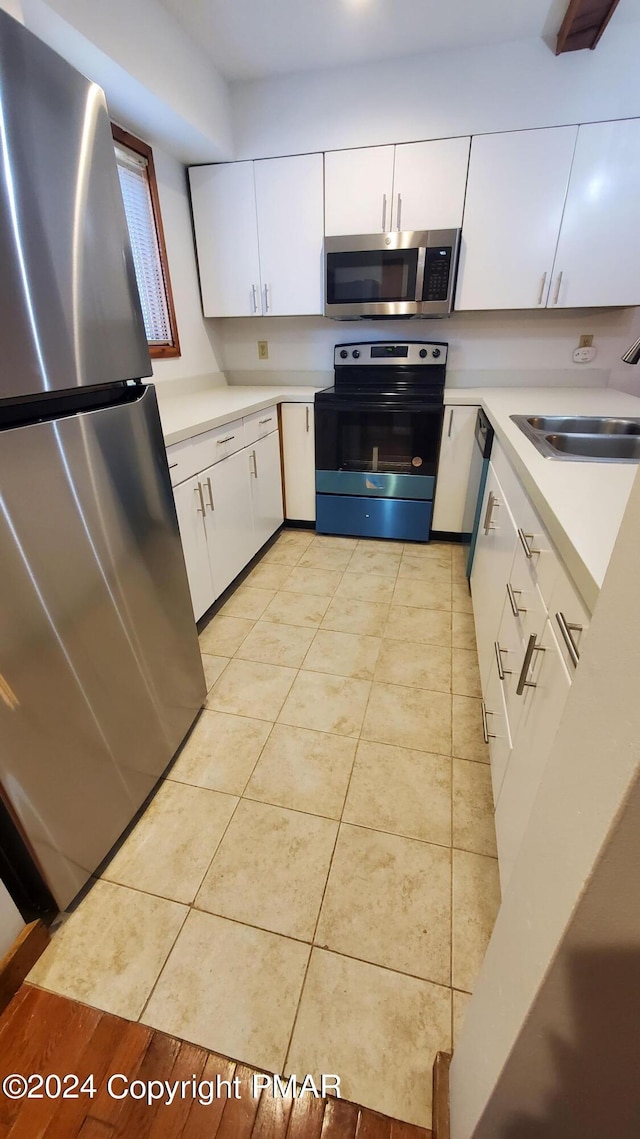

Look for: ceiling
[157,0,640,82]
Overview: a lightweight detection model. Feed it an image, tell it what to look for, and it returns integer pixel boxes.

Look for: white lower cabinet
[470,463,518,689]
[204,449,257,601]
[472,437,592,895]
[171,423,284,621]
[432,405,479,533]
[281,402,316,522]
[494,618,571,893]
[247,431,284,552]
[173,475,213,621]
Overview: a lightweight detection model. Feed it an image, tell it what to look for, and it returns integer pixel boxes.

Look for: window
[112,124,180,359]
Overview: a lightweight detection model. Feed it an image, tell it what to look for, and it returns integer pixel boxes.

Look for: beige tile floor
[29,530,501,1130]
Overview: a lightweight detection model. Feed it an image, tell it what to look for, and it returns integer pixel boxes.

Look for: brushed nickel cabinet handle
[518,528,539,559]
[251,449,258,479]
[447,408,454,438]
[516,633,546,696]
[382,193,387,231]
[553,271,563,305]
[481,700,496,743]
[264,283,271,313]
[306,406,310,433]
[259,417,273,425]
[494,641,511,680]
[205,477,214,510]
[196,482,206,517]
[252,283,259,313]
[483,491,498,535]
[555,611,582,668]
[506,581,526,617]
[396,192,402,231]
[168,462,178,469]
[216,434,235,445]
[537,271,547,306]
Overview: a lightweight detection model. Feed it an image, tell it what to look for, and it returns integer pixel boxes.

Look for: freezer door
[0,385,205,908]
[0,11,151,399]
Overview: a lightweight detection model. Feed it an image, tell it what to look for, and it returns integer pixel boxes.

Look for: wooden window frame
[111,123,181,360]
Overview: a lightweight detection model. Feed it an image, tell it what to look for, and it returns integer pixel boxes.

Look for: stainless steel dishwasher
[465,410,495,579]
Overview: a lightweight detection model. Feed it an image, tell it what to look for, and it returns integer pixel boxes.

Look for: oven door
[325,232,426,318]
[315,399,444,500]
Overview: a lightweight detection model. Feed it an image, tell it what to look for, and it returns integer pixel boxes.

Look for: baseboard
[432,1051,452,1139]
[0,920,49,1015]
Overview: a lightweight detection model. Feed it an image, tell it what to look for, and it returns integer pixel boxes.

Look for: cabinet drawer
[498,572,547,741]
[548,565,591,675]
[243,405,278,447]
[190,418,244,470]
[166,438,196,487]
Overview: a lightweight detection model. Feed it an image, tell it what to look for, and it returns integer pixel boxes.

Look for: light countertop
[157,385,323,446]
[156,379,640,613]
[445,385,640,610]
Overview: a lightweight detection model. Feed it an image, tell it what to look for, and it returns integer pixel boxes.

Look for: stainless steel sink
[511,414,640,463]
[525,415,640,436]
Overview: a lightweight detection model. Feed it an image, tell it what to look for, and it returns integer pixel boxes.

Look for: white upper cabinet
[392,138,470,231]
[254,154,324,316]
[549,119,640,309]
[456,127,578,311]
[324,146,395,236]
[189,162,262,318]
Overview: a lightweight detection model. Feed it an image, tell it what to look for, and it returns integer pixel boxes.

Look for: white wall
[450,463,640,1137]
[232,27,640,160]
[149,144,225,386]
[215,308,638,389]
[22,0,232,163]
[0,881,24,956]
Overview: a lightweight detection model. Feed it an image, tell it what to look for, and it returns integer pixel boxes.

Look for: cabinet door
[203,451,255,600]
[483,646,512,808]
[248,431,284,553]
[550,119,640,308]
[281,403,316,522]
[494,618,571,895]
[254,154,324,316]
[470,463,518,689]
[172,475,214,620]
[432,405,479,533]
[189,163,262,317]
[391,138,470,231]
[456,127,577,311]
[324,146,395,236]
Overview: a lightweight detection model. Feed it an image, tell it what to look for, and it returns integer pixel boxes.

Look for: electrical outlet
[578,334,594,348]
[258,340,269,360]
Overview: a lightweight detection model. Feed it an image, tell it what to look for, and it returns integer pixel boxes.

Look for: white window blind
[115,144,172,345]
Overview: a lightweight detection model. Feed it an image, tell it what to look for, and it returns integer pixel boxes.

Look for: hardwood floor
[0,986,431,1138]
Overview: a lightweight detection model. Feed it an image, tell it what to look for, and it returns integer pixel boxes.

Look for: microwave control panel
[423,246,452,302]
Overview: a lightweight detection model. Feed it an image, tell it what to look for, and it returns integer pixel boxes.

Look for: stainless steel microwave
[324,229,461,319]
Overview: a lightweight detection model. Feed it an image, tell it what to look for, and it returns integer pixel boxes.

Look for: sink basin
[526,415,640,436]
[545,433,640,460]
[511,414,640,462]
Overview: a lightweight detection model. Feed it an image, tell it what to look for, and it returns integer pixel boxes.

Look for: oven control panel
[334,342,448,366]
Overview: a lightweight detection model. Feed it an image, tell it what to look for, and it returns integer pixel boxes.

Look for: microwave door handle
[415,247,426,303]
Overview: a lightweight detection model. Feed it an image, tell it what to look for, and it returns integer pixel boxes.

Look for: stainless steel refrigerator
[0,11,205,912]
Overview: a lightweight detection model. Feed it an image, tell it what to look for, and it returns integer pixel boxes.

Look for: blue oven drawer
[316,494,432,542]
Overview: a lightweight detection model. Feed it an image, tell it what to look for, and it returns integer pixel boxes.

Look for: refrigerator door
[0,385,205,908]
[0,11,151,400]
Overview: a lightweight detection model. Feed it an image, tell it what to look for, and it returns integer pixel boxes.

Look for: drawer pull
[251,449,258,479]
[506,582,526,617]
[494,641,511,681]
[483,491,498,535]
[205,477,214,510]
[481,700,496,744]
[305,406,310,433]
[516,633,546,695]
[517,528,539,559]
[168,462,178,470]
[217,434,236,445]
[196,482,206,517]
[555,611,582,668]
[259,417,273,425]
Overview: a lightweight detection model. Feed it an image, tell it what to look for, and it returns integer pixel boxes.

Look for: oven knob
[352,349,360,358]
[419,349,428,358]
[432,348,441,358]
[339,350,348,359]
